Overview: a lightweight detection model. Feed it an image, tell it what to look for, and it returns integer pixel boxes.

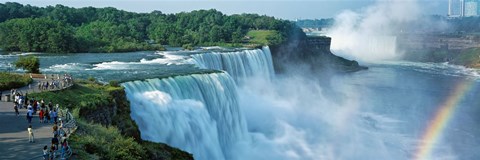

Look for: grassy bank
[0,72,32,91]
[453,48,480,68]
[247,30,284,46]
[28,80,193,160]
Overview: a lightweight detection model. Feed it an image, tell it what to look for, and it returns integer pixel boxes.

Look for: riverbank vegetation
[0,2,301,53]
[0,72,32,90]
[15,55,40,73]
[28,80,193,159]
[403,48,480,68]
[452,48,480,68]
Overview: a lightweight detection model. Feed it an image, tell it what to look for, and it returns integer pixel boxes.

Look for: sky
[1,0,448,20]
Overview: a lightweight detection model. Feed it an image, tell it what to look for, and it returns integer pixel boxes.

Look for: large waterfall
[123,46,278,160]
[191,46,275,83]
[122,73,248,160]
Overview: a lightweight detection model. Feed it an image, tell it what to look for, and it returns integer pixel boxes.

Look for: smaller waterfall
[191,46,275,83]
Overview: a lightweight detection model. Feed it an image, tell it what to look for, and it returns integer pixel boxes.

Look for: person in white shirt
[28,125,34,143]
[43,145,49,159]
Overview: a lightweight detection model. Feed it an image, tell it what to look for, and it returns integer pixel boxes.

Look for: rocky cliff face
[79,87,193,160]
[270,36,366,74]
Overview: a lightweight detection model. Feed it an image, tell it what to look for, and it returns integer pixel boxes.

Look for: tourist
[53,122,58,137]
[38,82,41,90]
[30,97,35,107]
[61,138,68,158]
[26,108,33,124]
[52,109,58,123]
[49,109,54,123]
[14,103,19,116]
[43,109,48,123]
[59,120,63,130]
[49,145,55,160]
[48,102,53,111]
[43,145,49,160]
[28,125,34,143]
[33,101,38,114]
[60,133,67,145]
[27,103,32,111]
[39,109,44,123]
[15,94,20,107]
[45,109,50,124]
[40,99,45,110]
[51,135,59,152]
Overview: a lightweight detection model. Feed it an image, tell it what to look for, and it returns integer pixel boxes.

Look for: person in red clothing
[39,109,44,123]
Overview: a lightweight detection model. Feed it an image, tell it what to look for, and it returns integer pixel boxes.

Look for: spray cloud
[327,0,420,62]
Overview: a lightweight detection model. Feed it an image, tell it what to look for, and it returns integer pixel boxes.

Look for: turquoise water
[2,49,480,160]
[0,49,221,82]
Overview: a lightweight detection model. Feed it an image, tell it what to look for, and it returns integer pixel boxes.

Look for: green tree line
[0,2,302,53]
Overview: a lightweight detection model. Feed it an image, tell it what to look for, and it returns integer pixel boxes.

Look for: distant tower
[449,0,452,16]
[448,0,465,18]
[465,0,479,17]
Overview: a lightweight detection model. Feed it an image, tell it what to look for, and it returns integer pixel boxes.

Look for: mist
[229,71,417,160]
[326,0,421,62]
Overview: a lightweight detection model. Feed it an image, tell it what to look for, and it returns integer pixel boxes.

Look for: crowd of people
[9,89,72,159]
[4,74,75,159]
[37,74,74,91]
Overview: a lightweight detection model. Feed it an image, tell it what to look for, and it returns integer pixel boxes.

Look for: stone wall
[306,36,331,51]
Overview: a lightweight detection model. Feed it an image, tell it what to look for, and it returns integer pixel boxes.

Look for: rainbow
[413,79,477,160]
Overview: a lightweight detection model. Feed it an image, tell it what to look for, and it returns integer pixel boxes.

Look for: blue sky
[1,0,447,20]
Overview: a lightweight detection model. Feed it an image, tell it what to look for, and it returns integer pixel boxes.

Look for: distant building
[449,0,464,17]
[465,0,479,16]
[449,0,480,17]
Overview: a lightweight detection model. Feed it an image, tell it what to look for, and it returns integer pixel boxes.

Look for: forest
[0,2,301,53]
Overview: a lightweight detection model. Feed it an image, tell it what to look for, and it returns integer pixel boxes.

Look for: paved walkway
[0,102,53,159]
[0,77,73,159]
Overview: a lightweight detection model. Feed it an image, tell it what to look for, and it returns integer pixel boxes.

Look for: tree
[15,55,40,73]
[0,3,302,52]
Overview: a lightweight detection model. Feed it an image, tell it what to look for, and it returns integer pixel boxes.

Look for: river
[1,48,479,160]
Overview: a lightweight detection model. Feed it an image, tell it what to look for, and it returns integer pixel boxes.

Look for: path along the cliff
[0,74,73,159]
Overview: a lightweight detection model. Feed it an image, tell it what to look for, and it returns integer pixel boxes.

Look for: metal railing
[29,108,77,160]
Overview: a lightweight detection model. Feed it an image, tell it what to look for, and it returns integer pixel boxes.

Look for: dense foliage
[0,2,302,53]
[452,48,480,68]
[0,18,77,53]
[15,55,40,73]
[0,72,32,90]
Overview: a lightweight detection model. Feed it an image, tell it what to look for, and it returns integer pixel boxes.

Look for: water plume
[327,0,420,62]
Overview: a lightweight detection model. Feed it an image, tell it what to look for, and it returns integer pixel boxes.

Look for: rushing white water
[121,42,480,160]
[122,72,248,160]
[191,46,275,83]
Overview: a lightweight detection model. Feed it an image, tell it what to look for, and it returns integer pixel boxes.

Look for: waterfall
[191,46,275,83]
[122,72,248,160]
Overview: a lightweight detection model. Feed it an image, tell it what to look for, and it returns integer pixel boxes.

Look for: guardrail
[2,78,74,102]
[29,108,77,160]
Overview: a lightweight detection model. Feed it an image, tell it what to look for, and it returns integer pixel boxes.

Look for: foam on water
[123,73,248,160]
[43,63,90,72]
